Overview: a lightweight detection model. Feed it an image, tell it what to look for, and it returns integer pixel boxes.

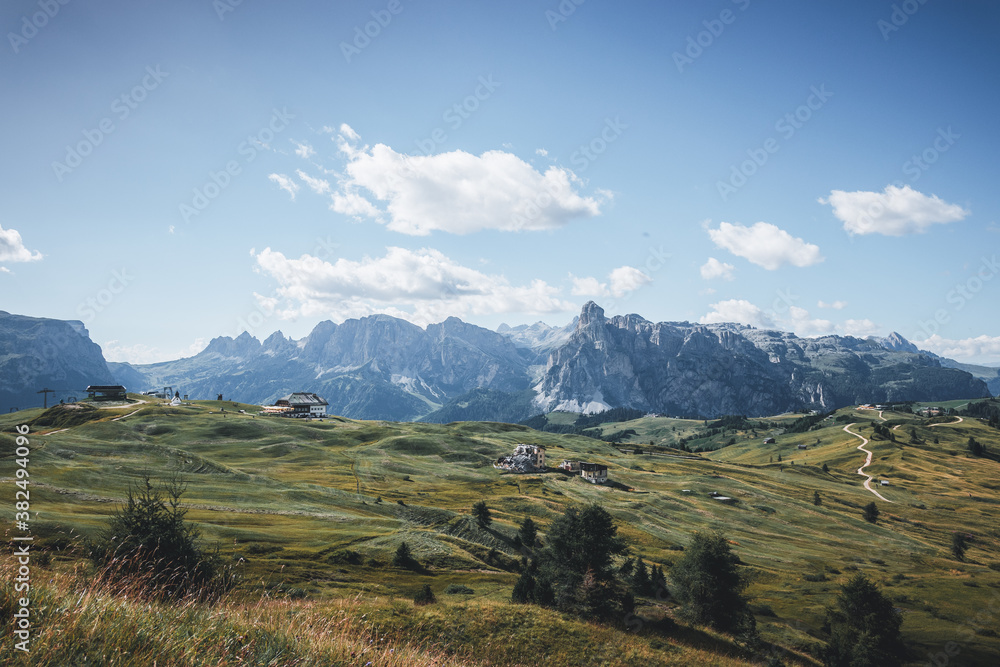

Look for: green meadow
[2,397,999,665]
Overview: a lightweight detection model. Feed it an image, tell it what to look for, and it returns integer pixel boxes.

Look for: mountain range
[1,305,996,419]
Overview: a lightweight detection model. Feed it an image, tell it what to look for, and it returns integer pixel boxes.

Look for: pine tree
[863,502,880,524]
[393,541,415,568]
[518,516,537,547]
[632,557,651,595]
[814,491,822,506]
[822,573,905,666]
[472,500,492,528]
[951,532,971,561]
[671,532,752,632]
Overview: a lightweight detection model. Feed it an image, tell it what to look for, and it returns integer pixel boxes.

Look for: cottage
[580,462,608,484]
[495,444,546,472]
[272,392,328,417]
[880,480,889,487]
[796,444,808,450]
[558,460,581,472]
[85,385,127,401]
[763,437,776,444]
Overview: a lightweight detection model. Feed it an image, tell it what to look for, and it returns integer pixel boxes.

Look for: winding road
[843,423,892,502]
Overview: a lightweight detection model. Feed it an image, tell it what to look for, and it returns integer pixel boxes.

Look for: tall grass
[0,560,758,666]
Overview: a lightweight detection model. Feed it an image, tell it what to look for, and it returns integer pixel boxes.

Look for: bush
[413,584,435,605]
[87,476,227,599]
[444,583,474,595]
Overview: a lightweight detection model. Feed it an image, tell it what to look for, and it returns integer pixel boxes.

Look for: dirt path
[843,423,892,503]
[112,407,145,422]
[929,416,964,427]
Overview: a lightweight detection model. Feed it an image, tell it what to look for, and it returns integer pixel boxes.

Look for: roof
[580,462,608,472]
[86,385,126,392]
[277,392,328,406]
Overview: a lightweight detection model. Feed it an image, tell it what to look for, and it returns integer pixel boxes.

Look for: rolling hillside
[2,398,1000,664]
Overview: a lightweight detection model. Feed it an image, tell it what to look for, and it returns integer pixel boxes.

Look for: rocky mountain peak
[578,301,606,329]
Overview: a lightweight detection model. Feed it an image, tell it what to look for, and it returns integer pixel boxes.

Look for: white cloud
[253,246,574,326]
[535,148,548,157]
[787,306,835,337]
[842,319,880,337]
[820,184,968,236]
[296,170,330,195]
[570,266,650,298]
[608,266,651,297]
[339,123,361,142]
[293,141,316,159]
[0,224,43,264]
[331,191,381,218]
[321,126,605,235]
[0,266,10,274]
[915,334,1000,364]
[570,275,609,298]
[818,300,847,309]
[268,173,299,200]
[700,257,735,281]
[102,338,207,365]
[699,299,776,329]
[708,221,823,270]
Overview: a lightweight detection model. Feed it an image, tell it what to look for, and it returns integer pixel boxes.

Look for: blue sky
[2,0,999,364]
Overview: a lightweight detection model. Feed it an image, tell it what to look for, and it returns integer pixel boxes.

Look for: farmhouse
[269,392,328,418]
[85,385,127,401]
[495,444,546,472]
[580,462,608,484]
[558,460,581,472]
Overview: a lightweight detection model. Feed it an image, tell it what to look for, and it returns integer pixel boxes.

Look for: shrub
[393,542,417,569]
[444,583,474,595]
[87,476,227,599]
[413,584,436,605]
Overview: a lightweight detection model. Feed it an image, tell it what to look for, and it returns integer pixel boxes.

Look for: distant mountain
[0,311,116,412]
[5,305,993,421]
[112,314,533,421]
[533,303,991,418]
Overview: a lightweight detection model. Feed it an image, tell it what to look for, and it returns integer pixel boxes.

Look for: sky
[2,0,999,365]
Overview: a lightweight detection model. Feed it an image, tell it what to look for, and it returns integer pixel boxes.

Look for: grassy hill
[2,397,999,665]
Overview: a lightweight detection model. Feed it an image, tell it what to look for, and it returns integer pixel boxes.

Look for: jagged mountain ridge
[2,306,992,419]
[532,302,991,417]
[0,311,116,413]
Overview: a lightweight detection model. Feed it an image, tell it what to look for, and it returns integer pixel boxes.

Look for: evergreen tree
[619,556,635,578]
[472,500,492,528]
[822,463,829,473]
[670,532,752,632]
[88,476,224,599]
[814,491,822,506]
[518,515,537,547]
[863,502,880,524]
[632,557,651,596]
[951,532,971,562]
[393,541,415,568]
[822,573,905,666]
[511,571,536,603]
[651,565,668,598]
[533,503,627,614]
[968,437,984,457]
